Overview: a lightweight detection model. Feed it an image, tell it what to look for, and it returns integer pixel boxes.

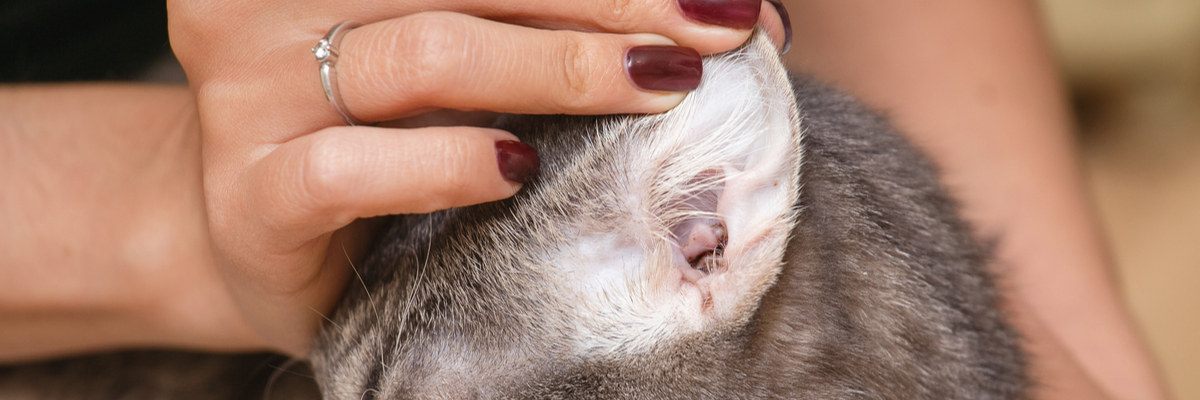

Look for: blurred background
[2,0,1197,397]
[1041,0,1200,398]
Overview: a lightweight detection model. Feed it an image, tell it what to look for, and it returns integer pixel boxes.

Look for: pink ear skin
[669,168,729,285]
[674,219,727,283]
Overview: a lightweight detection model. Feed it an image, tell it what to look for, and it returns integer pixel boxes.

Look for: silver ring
[312,20,364,125]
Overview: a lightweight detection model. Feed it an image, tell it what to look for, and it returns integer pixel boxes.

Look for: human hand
[167,0,791,357]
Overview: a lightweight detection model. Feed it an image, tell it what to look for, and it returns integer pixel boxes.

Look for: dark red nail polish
[764,0,793,54]
[678,0,760,30]
[625,46,703,92]
[495,140,540,184]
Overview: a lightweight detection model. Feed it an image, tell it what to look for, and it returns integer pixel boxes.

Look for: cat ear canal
[669,168,727,284]
[642,31,802,322]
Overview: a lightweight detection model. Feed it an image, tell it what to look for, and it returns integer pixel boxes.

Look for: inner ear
[637,30,802,321]
[677,219,727,274]
[547,31,801,354]
[670,169,728,282]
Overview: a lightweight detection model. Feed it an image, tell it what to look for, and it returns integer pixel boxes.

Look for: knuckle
[167,1,236,63]
[430,135,475,195]
[385,13,467,102]
[410,135,477,213]
[554,35,607,110]
[169,0,223,28]
[593,0,639,30]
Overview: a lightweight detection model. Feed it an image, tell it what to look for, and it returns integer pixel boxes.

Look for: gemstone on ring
[312,39,331,62]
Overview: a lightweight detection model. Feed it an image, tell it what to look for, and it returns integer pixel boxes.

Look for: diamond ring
[313,20,364,126]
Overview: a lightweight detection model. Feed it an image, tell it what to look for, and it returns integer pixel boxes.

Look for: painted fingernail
[678,0,760,30]
[626,46,703,92]
[495,140,540,184]
[764,0,793,54]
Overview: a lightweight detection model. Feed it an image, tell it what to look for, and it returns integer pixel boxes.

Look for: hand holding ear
[167,0,790,356]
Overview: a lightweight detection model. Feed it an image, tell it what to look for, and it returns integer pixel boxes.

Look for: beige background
[1042,0,1200,398]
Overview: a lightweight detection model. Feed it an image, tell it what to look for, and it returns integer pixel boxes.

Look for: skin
[779,1,1168,399]
[0,0,1167,399]
[0,85,251,360]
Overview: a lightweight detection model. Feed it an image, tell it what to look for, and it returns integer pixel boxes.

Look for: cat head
[311,31,801,399]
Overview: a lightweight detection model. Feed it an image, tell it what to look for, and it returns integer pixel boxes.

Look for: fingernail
[678,0,760,30]
[626,46,703,92]
[764,0,793,54]
[495,140,540,184]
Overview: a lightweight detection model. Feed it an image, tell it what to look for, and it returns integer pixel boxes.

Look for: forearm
[780,1,1166,399]
[0,85,263,363]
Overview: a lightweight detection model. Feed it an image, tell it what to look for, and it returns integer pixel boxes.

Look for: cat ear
[556,32,801,353]
[636,31,802,326]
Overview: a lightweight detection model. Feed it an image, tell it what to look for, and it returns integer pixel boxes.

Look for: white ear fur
[636,31,801,325]
[560,32,802,355]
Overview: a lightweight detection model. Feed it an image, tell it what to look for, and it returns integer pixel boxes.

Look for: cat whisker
[393,228,431,359]
[342,242,381,324]
[341,240,387,373]
[262,358,307,400]
[309,306,344,333]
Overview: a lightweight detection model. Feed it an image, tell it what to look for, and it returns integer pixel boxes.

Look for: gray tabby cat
[0,31,1026,399]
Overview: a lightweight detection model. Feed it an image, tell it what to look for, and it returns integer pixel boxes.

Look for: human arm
[0,85,260,362]
[779,1,1168,399]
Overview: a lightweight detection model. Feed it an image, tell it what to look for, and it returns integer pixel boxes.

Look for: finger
[760,0,792,54]
[328,0,761,55]
[338,12,705,122]
[243,125,532,247]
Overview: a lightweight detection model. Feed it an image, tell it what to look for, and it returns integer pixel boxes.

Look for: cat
[0,30,1026,399]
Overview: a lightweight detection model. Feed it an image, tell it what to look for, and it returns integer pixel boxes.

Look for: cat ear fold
[636,31,802,324]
